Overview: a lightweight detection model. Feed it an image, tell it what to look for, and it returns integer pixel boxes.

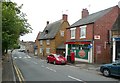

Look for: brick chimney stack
[82,8,89,18]
[62,14,68,21]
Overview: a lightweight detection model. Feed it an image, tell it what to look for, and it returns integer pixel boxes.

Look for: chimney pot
[46,21,49,25]
[62,14,68,21]
[82,8,89,18]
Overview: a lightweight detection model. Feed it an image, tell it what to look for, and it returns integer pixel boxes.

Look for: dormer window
[45,30,48,34]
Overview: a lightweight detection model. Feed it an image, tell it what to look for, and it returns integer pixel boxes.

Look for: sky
[11,0,120,42]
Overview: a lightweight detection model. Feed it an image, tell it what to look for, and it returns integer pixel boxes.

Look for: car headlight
[56,58,59,61]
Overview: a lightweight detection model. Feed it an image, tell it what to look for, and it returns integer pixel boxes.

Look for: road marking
[24,57,27,59]
[19,57,22,58]
[46,67,56,72]
[13,62,25,82]
[41,65,44,67]
[31,61,38,64]
[68,75,84,82]
[28,56,31,58]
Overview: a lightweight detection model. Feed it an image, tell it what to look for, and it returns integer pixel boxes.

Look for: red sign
[79,50,86,58]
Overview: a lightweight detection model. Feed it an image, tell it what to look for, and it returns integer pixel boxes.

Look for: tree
[2,1,32,54]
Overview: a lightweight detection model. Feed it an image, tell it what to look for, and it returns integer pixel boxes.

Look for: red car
[47,54,67,65]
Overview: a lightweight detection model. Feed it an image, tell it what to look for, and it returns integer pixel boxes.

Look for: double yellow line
[13,62,25,83]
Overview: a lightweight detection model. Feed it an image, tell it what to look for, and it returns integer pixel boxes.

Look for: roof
[112,15,120,30]
[38,20,63,40]
[70,6,114,28]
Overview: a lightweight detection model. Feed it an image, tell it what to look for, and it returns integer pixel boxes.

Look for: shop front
[112,38,120,62]
[65,41,93,63]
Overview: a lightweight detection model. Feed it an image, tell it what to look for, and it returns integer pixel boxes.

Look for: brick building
[65,5,120,64]
[37,14,70,58]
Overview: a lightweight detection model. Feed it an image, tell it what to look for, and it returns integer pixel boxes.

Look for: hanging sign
[94,35,100,39]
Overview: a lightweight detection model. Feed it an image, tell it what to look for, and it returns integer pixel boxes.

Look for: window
[46,48,50,54]
[80,25,86,38]
[46,40,50,45]
[70,28,76,39]
[60,30,64,37]
[40,40,43,45]
[40,48,43,53]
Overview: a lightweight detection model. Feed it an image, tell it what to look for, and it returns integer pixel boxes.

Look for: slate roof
[38,20,63,40]
[112,15,120,30]
[70,6,115,28]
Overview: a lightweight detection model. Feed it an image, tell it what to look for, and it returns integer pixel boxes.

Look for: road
[12,49,119,82]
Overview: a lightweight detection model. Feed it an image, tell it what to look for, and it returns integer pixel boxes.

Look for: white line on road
[19,57,22,58]
[68,75,84,82]
[46,67,56,72]
[14,57,17,59]
[41,65,45,67]
[31,61,38,64]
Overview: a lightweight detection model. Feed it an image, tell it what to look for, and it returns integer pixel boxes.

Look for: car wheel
[47,59,49,63]
[53,61,56,65]
[103,69,110,77]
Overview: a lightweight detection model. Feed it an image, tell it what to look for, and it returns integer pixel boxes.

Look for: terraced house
[65,5,120,64]
[37,14,70,58]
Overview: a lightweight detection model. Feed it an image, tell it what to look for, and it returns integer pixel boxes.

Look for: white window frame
[46,48,50,54]
[80,25,87,38]
[40,48,43,53]
[40,40,43,45]
[70,28,76,39]
[60,30,64,37]
[46,40,50,45]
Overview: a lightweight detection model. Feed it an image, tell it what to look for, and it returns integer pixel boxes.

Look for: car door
[50,55,55,62]
[110,63,119,75]
[116,62,120,76]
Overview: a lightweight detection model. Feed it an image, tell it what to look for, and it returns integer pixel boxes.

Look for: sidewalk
[67,61,100,72]
[0,59,2,83]
[2,53,16,82]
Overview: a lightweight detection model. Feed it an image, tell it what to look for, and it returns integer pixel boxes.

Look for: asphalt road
[12,49,120,82]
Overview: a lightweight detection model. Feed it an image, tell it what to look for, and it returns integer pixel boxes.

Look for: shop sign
[78,50,86,58]
[94,35,100,39]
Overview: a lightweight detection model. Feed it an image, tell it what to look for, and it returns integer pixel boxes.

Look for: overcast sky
[11,0,120,42]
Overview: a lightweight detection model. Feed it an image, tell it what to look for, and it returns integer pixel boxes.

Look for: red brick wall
[66,24,94,41]
[94,6,119,63]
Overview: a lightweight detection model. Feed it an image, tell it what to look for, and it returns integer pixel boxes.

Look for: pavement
[2,53,16,82]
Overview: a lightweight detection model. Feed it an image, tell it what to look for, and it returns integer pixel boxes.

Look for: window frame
[80,25,87,39]
[46,40,50,45]
[40,40,43,45]
[70,28,76,39]
[46,48,50,54]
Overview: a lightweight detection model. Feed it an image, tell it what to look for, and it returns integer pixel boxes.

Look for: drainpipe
[92,23,95,63]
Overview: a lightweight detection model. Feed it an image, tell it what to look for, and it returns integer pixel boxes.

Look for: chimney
[62,14,68,21]
[82,8,89,18]
[46,21,49,25]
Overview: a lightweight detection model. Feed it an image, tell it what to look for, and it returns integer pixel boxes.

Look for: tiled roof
[38,20,63,40]
[112,14,120,30]
[70,6,114,28]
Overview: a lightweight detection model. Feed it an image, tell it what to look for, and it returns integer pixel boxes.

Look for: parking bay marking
[68,75,85,82]
[46,67,56,72]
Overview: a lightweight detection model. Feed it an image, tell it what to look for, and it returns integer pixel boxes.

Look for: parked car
[47,54,67,65]
[100,61,120,77]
